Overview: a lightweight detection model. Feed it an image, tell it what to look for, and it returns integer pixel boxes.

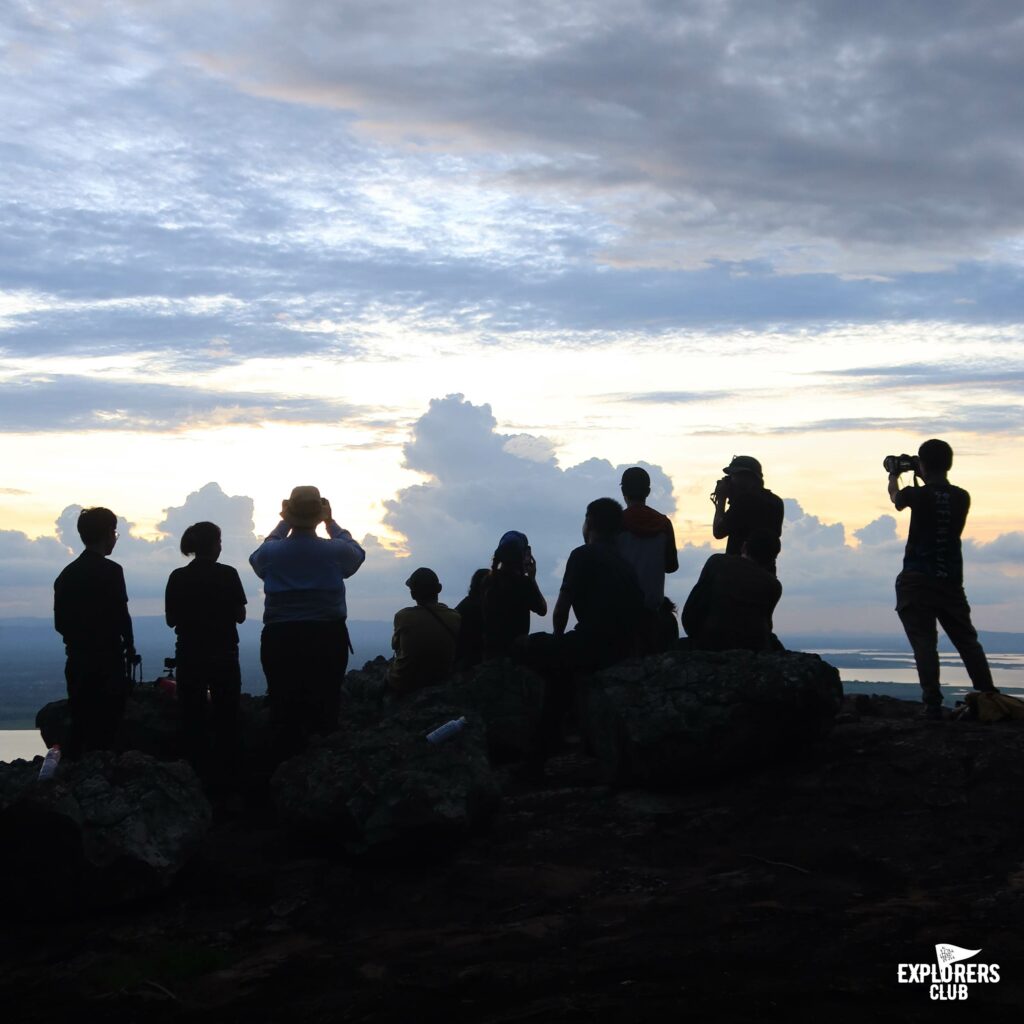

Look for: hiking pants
[895,571,995,707]
[64,652,128,759]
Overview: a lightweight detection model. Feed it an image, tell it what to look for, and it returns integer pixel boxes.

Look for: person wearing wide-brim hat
[249,486,365,758]
[710,456,785,571]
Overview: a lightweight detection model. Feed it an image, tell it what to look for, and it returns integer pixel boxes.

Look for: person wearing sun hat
[249,485,365,757]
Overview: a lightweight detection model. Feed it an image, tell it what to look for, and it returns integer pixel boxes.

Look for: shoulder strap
[421,604,459,642]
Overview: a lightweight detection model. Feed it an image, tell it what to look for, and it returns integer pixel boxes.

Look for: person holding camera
[482,530,548,660]
[250,486,365,757]
[711,456,784,569]
[887,439,996,718]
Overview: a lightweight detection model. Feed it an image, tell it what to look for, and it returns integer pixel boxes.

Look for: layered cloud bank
[3,396,1020,634]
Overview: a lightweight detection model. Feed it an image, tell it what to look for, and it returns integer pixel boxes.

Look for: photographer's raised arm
[888,471,909,510]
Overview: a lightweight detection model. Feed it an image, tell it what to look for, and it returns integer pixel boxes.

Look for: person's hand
[321,497,333,523]
[280,499,289,519]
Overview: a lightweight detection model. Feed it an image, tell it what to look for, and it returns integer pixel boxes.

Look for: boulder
[446,659,545,762]
[36,690,275,789]
[0,750,211,915]
[577,649,843,788]
[271,695,500,860]
[342,657,545,763]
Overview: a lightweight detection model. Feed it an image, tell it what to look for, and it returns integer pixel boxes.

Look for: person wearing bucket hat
[481,530,547,659]
[387,567,461,694]
[711,455,784,569]
[249,486,365,757]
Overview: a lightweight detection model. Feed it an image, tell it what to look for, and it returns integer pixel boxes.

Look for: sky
[1,1,1022,634]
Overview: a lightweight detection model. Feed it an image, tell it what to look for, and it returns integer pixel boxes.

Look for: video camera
[883,454,921,475]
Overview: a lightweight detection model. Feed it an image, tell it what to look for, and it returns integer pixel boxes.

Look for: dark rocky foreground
[2,653,1024,1022]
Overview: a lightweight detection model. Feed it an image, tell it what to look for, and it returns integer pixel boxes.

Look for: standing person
[388,568,461,694]
[482,531,547,660]
[454,568,490,670]
[250,486,365,757]
[616,467,678,651]
[165,522,246,777]
[711,456,784,569]
[888,440,997,719]
[53,507,135,759]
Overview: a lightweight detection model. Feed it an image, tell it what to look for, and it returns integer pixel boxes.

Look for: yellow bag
[962,691,1024,722]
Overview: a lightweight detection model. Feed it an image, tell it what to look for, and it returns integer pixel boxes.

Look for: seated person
[681,528,782,652]
[388,568,461,693]
[454,568,489,670]
[482,531,547,659]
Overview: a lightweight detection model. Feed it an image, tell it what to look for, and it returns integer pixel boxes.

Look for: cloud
[0,374,366,432]
[0,396,1020,632]
[169,1,1024,278]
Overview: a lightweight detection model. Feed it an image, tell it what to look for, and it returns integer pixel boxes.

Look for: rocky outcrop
[577,649,843,788]
[447,659,545,762]
[271,695,500,860]
[0,751,211,915]
[36,690,275,787]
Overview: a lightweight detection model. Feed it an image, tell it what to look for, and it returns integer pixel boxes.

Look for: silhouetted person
[454,568,490,670]
[521,499,644,758]
[53,507,134,759]
[681,528,782,652]
[482,531,548,659]
[712,456,784,569]
[617,467,679,651]
[388,568,461,694]
[250,486,365,758]
[165,522,246,778]
[658,596,681,651]
[889,439,996,718]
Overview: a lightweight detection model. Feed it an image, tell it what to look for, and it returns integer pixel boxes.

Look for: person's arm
[664,518,679,574]
[249,520,290,577]
[681,558,714,638]
[711,495,729,539]
[165,574,178,628]
[552,590,571,636]
[325,520,366,578]
[527,578,548,617]
[230,567,247,624]
[889,473,911,510]
[116,567,134,653]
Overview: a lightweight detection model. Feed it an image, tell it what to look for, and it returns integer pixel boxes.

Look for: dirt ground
[3,695,1023,1023]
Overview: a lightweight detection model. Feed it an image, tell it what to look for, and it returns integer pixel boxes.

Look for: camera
[710,476,731,503]
[883,454,920,475]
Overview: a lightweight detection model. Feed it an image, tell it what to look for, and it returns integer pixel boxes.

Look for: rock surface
[578,649,843,787]
[0,750,211,915]
[271,693,500,859]
[4,694,1024,1021]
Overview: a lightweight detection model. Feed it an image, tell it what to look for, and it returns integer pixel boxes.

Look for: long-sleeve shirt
[249,521,365,623]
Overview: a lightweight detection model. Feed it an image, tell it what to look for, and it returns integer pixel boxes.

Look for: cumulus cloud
[0,397,1020,633]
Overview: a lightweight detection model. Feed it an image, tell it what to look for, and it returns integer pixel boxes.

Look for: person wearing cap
[388,568,461,694]
[681,528,783,652]
[616,467,679,651]
[482,531,548,660]
[249,486,365,757]
[711,456,784,569]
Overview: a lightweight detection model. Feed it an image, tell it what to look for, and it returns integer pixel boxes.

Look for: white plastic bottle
[38,744,62,781]
[426,717,467,744]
